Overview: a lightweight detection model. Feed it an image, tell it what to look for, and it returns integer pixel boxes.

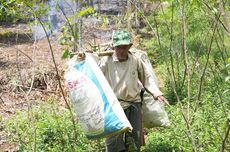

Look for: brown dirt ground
[0,24,67,151]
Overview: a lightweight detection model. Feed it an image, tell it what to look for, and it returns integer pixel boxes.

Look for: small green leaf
[77,7,94,17]
[60,38,67,45]
[225,76,230,82]
[223,89,229,94]
[61,49,70,59]
[228,58,230,63]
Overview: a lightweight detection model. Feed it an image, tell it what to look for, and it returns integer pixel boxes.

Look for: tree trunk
[98,0,101,13]
[135,0,141,29]
[127,0,132,31]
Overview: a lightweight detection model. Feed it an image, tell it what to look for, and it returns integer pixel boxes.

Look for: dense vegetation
[0,0,23,22]
[1,0,229,151]
[141,1,230,151]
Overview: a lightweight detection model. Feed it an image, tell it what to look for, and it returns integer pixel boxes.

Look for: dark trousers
[105,102,143,152]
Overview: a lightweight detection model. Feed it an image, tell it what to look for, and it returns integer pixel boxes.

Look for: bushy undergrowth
[4,97,229,152]
[142,54,230,151]
[143,97,230,152]
[139,1,230,151]
[0,0,28,23]
[3,101,105,151]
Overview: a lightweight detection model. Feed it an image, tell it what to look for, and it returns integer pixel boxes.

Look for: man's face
[114,45,131,61]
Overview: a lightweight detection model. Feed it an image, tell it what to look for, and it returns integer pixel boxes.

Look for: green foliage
[0,0,46,23]
[61,49,74,59]
[141,0,230,151]
[142,0,230,100]
[0,0,23,22]
[59,24,78,57]
[59,7,95,57]
[143,97,230,152]
[3,101,105,151]
[73,7,94,19]
[126,132,139,152]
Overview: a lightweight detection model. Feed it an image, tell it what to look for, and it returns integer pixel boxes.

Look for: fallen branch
[0,96,4,104]
[13,84,56,93]
[13,47,33,62]
[0,36,34,60]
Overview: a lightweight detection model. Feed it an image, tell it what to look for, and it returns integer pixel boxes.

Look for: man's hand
[157,95,170,106]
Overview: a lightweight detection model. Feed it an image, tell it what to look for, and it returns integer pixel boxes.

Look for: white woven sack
[142,93,170,128]
[64,53,132,139]
[131,48,170,128]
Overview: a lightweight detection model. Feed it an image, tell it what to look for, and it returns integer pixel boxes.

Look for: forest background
[0,0,229,151]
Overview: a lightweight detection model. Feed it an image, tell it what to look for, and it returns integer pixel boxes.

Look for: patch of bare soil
[0,24,66,151]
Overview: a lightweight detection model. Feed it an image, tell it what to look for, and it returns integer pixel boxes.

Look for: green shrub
[0,0,23,22]
[3,101,105,151]
[143,98,230,152]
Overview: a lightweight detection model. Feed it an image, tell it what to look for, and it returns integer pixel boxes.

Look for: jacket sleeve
[137,57,163,98]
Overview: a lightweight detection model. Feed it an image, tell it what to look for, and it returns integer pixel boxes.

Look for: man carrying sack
[99,30,168,152]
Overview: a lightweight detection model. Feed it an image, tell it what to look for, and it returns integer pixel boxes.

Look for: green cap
[112,30,132,47]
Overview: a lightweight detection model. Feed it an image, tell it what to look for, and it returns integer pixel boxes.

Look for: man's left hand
[157,95,170,106]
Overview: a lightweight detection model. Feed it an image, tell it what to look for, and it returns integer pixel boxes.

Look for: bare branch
[127,0,132,31]
[181,0,191,121]
[197,20,218,101]
[58,4,78,52]
[220,119,230,152]
[168,2,177,88]
[26,39,37,97]
[128,0,160,39]
[202,1,229,36]
[26,4,78,139]
[217,0,230,36]
[15,36,25,86]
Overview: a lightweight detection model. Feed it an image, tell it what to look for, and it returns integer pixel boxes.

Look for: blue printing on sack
[74,60,124,138]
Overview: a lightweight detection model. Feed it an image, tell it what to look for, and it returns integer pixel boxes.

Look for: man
[99,30,167,152]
